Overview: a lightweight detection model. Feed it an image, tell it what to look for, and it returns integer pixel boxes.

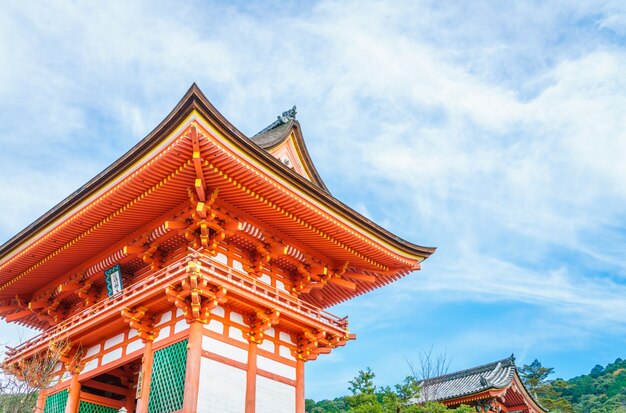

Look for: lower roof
[416,355,546,412]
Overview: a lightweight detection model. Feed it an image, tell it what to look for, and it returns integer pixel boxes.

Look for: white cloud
[2,0,626,400]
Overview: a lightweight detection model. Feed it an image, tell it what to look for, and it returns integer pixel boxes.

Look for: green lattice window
[78,400,118,413]
[43,389,68,413]
[148,339,188,413]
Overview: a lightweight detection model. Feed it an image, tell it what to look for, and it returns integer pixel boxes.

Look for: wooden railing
[4,254,190,362]
[4,248,348,362]
[198,253,349,330]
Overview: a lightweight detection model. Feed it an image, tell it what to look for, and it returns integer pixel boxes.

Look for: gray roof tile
[417,355,516,402]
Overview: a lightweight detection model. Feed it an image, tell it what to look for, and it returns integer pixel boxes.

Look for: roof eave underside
[0,84,434,266]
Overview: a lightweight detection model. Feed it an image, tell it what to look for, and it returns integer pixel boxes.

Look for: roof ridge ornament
[278,105,297,123]
[253,105,297,137]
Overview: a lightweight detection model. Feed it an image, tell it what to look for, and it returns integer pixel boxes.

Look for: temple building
[0,85,434,413]
[417,355,547,413]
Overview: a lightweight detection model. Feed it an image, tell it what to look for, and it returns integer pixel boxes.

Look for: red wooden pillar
[125,387,137,412]
[34,390,46,412]
[245,341,258,413]
[182,321,203,413]
[296,358,305,413]
[136,339,154,413]
[64,373,81,413]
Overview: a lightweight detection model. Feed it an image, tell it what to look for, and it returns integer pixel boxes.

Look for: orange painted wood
[78,391,125,409]
[202,350,247,371]
[296,358,305,413]
[256,368,296,387]
[5,310,32,322]
[125,387,136,412]
[82,379,127,395]
[245,341,257,413]
[182,321,203,413]
[35,390,46,412]
[136,339,154,413]
[64,373,81,413]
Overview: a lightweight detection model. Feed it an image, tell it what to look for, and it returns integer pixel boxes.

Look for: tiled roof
[249,107,331,193]
[251,106,297,148]
[417,355,516,402]
[251,119,293,149]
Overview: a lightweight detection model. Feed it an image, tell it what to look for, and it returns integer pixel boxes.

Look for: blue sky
[1,0,626,401]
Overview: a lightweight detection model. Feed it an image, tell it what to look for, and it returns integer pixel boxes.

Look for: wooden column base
[245,341,258,413]
[296,358,305,413]
[64,373,81,413]
[182,321,204,413]
[136,339,154,413]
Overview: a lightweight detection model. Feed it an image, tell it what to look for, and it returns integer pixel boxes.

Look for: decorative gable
[250,107,329,192]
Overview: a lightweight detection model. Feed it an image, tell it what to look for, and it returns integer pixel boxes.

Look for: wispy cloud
[2,0,626,400]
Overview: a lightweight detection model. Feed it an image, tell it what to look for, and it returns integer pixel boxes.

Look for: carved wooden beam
[245,309,280,344]
[4,310,33,322]
[0,305,20,315]
[189,123,207,203]
[291,329,351,361]
[121,306,162,342]
[165,259,228,323]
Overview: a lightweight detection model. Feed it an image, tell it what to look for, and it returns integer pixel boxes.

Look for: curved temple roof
[251,109,329,192]
[0,84,435,312]
[417,355,547,412]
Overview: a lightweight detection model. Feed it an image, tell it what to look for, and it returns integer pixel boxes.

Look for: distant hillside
[554,358,626,413]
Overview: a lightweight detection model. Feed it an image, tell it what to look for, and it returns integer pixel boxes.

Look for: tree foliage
[1,339,75,413]
[307,368,475,413]
[519,358,626,413]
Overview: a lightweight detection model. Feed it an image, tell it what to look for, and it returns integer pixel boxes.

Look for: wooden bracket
[245,309,280,344]
[291,329,351,361]
[165,259,228,323]
[121,306,162,342]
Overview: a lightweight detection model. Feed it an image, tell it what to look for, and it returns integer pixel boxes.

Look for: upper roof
[250,107,329,191]
[417,355,546,412]
[0,84,435,312]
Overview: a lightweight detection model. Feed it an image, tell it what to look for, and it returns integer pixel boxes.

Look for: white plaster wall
[197,358,246,413]
[207,319,224,333]
[215,252,228,265]
[229,311,243,324]
[279,345,293,359]
[257,356,296,380]
[258,339,274,353]
[276,280,287,292]
[156,310,172,326]
[256,375,295,413]
[83,359,98,373]
[126,338,144,355]
[104,333,124,349]
[279,332,293,344]
[232,260,244,272]
[101,348,122,366]
[228,326,247,343]
[174,319,188,334]
[202,336,248,364]
[85,345,101,358]
[211,305,225,317]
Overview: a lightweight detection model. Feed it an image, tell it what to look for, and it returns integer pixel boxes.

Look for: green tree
[519,359,575,412]
[519,359,554,399]
[349,368,377,396]
[346,368,382,413]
